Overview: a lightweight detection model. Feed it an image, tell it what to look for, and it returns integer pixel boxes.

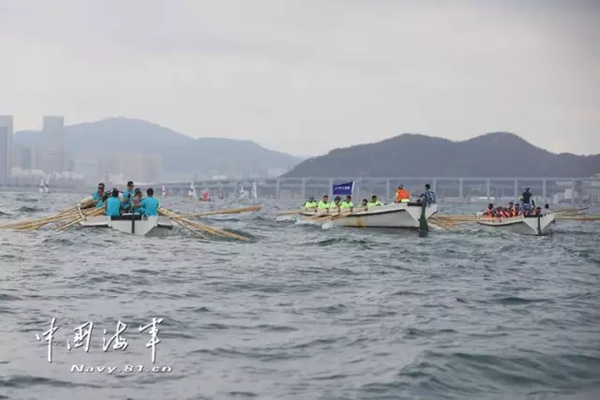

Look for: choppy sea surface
[0,191,599,400]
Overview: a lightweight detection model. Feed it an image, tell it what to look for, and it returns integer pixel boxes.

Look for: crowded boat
[91,181,160,217]
[479,188,551,218]
[301,183,436,211]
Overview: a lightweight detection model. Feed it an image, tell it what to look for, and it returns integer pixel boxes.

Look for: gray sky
[0,0,598,157]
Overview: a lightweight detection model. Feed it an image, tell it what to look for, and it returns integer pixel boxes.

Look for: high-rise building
[0,126,8,184]
[41,116,66,172]
[0,115,13,182]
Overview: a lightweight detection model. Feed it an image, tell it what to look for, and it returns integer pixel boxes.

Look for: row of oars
[158,207,253,241]
[0,197,96,231]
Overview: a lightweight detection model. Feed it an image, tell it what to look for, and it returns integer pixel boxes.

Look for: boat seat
[110,214,144,221]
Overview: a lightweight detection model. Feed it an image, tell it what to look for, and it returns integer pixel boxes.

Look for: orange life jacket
[396,189,410,202]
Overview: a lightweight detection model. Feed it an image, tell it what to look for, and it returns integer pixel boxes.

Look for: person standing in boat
[318,195,330,210]
[519,187,535,213]
[418,184,436,205]
[105,189,123,217]
[141,188,159,216]
[303,197,317,209]
[395,185,410,203]
[341,195,354,211]
[122,181,135,212]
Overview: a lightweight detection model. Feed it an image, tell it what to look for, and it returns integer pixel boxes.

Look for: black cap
[127,181,134,186]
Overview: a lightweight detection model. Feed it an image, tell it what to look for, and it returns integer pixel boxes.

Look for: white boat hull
[299,203,438,228]
[80,215,173,237]
[476,214,555,236]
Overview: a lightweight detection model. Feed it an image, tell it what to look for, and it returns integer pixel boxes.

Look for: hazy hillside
[14,117,302,180]
[284,132,600,178]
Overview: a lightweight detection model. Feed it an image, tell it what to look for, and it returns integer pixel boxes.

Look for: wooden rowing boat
[298,202,438,228]
[80,214,173,237]
[476,213,555,236]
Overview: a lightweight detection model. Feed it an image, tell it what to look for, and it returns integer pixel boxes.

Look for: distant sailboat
[187,181,197,198]
[44,179,50,194]
[39,179,44,194]
[239,184,247,199]
[251,182,258,199]
[162,185,168,197]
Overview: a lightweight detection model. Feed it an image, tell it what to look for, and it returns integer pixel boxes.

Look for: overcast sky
[0,0,598,157]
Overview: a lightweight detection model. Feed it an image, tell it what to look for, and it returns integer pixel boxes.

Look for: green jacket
[317,201,330,210]
[340,201,354,209]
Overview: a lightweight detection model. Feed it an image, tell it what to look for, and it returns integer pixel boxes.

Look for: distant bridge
[158,176,600,205]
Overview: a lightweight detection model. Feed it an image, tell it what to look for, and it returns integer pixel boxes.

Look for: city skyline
[0,1,598,156]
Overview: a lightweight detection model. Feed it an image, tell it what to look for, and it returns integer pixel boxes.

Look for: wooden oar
[181,205,261,218]
[160,208,251,241]
[554,207,589,215]
[54,207,105,231]
[555,215,600,221]
[320,209,354,222]
[429,217,460,231]
[276,209,310,216]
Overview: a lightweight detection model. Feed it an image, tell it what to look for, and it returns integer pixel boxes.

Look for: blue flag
[333,182,354,196]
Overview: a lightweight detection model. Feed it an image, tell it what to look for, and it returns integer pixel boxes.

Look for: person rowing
[105,189,123,217]
[330,196,342,211]
[92,183,107,208]
[140,188,159,216]
[340,195,354,211]
[317,195,330,210]
[122,181,135,212]
[303,196,317,209]
[367,195,383,207]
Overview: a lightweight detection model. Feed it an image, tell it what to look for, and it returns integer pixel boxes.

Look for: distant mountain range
[14,117,303,181]
[284,132,600,178]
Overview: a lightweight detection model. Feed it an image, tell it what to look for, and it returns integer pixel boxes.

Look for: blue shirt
[122,190,133,208]
[419,190,436,205]
[105,197,122,217]
[141,197,159,216]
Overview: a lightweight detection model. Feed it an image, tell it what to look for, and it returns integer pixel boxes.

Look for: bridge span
[158,176,600,206]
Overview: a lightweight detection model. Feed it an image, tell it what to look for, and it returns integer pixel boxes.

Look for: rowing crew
[302,184,437,211]
[480,202,550,218]
[91,181,160,217]
[303,195,382,212]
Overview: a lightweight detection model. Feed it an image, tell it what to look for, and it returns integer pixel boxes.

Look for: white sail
[39,179,44,193]
[188,181,196,197]
[162,185,167,197]
[251,182,258,199]
[44,179,50,194]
